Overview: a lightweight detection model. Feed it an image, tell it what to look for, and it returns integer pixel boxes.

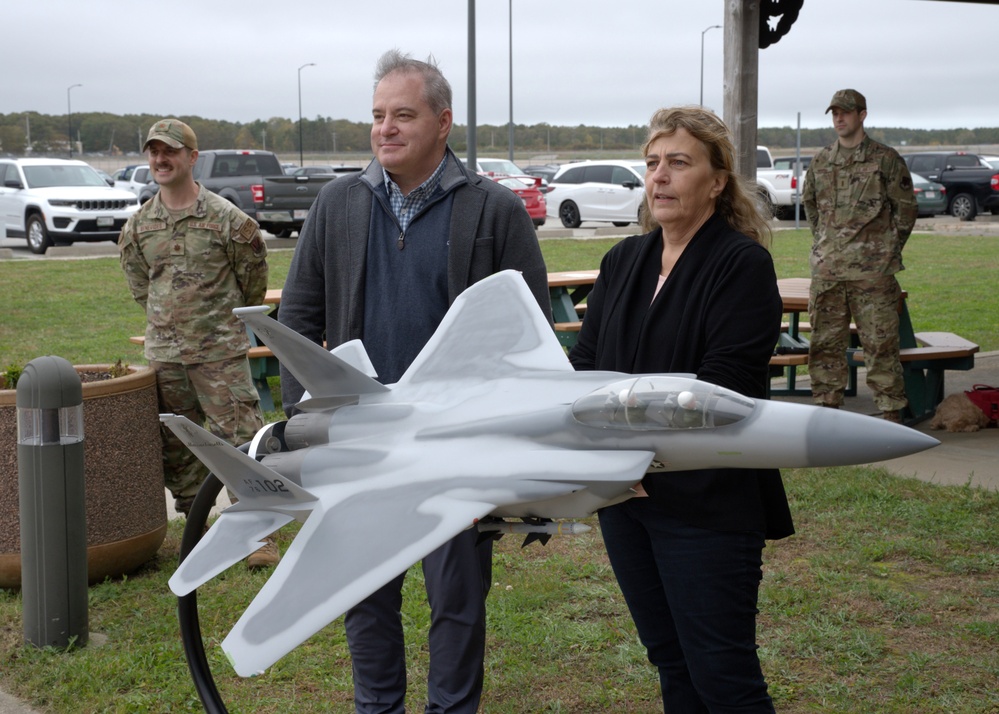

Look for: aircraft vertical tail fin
[399,270,569,386]
[234,306,388,398]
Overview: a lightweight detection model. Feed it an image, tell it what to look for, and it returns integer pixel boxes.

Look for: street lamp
[699,25,722,106]
[508,0,514,163]
[67,84,82,158]
[297,63,316,167]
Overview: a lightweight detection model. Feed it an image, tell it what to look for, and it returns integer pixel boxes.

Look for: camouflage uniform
[119,183,268,505]
[802,134,917,410]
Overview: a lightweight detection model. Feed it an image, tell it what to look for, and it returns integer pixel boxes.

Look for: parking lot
[2,213,998,262]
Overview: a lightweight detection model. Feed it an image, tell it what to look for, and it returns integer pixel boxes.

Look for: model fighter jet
[162,270,937,678]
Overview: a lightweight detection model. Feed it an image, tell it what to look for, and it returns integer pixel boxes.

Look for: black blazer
[570,212,794,539]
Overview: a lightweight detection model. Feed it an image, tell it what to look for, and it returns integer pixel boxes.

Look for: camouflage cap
[143,118,198,152]
[825,89,867,114]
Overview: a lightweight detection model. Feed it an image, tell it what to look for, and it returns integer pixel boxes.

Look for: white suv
[0,158,140,254]
[545,160,646,228]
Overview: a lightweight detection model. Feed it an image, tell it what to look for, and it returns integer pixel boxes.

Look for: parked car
[981,155,999,171]
[911,172,948,217]
[491,175,546,228]
[772,155,812,173]
[112,164,153,196]
[0,158,140,254]
[111,164,139,182]
[545,159,646,228]
[475,157,523,176]
[522,164,560,183]
[138,181,160,204]
[93,167,115,186]
[292,165,362,177]
[463,157,550,192]
[281,162,299,175]
[757,146,807,219]
[901,151,999,220]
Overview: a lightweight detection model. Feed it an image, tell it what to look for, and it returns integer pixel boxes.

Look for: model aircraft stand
[176,470,230,714]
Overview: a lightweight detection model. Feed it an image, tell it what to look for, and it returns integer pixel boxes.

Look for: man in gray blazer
[279,49,550,714]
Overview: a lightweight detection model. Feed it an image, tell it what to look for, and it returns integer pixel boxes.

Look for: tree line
[3,111,999,159]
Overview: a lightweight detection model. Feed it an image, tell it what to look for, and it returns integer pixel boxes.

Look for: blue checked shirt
[382,155,448,233]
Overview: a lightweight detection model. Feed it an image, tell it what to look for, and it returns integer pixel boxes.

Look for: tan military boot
[247,536,281,569]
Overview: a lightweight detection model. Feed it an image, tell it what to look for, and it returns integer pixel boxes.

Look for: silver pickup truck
[191,150,334,237]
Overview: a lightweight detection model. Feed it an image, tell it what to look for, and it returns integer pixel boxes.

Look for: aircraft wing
[171,510,297,595]
[213,445,651,678]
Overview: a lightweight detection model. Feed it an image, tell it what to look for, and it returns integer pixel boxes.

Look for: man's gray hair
[374,49,452,115]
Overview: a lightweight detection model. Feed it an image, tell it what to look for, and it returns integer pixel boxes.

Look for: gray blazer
[278,147,551,412]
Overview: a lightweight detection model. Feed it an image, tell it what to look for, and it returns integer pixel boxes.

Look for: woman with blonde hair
[571,105,792,713]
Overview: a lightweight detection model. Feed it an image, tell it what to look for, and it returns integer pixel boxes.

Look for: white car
[475,157,523,176]
[545,160,646,228]
[0,158,140,254]
[462,157,551,193]
[112,164,153,196]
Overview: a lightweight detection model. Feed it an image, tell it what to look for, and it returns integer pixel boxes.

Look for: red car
[490,175,547,228]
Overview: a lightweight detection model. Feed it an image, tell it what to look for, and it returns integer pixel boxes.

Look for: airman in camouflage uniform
[802,90,918,421]
[118,118,269,516]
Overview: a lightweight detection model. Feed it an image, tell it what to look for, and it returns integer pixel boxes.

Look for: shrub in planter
[0,363,167,588]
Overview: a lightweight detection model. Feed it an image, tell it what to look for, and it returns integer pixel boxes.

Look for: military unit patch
[238,219,259,241]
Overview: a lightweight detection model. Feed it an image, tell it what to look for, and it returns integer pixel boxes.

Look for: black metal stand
[176,471,228,713]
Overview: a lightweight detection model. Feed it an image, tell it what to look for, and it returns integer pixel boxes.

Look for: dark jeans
[344,528,493,714]
[599,499,775,714]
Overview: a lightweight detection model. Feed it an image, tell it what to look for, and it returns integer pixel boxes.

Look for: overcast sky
[3,0,997,132]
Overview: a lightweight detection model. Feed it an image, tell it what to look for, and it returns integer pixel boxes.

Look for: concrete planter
[0,364,167,588]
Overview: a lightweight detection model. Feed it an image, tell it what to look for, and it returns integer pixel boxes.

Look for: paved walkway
[771,350,999,491]
[0,690,36,714]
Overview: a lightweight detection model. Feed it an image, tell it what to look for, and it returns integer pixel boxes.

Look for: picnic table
[771,278,978,424]
[134,273,978,424]
[547,270,599,348]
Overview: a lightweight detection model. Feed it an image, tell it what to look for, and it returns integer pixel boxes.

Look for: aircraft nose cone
[805,408,939,466]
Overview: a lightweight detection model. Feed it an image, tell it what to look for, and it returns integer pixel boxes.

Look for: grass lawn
[0,230,996,712]
[1,229,996,371]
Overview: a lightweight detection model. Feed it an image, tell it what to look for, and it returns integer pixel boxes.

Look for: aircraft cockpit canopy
[571,376,755,430]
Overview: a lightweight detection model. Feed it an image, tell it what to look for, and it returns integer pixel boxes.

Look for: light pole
[67,84,82,157]
[298,63,316,167]
[699,25,722,106]
[507,0,514,163]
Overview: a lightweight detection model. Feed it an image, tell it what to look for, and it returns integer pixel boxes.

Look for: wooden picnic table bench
[767,330,979,424]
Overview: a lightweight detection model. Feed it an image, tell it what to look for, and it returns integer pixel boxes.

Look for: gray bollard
[17,355,89,649]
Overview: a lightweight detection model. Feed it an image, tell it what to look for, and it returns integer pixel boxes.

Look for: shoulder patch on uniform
[137,222,167,234]
[900,176,912,190]
[238,218,259,241]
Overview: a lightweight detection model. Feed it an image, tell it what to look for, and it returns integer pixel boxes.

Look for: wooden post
[722,0,760,182]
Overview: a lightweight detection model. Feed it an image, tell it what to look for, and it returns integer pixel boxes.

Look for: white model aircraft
[162,270,937,678]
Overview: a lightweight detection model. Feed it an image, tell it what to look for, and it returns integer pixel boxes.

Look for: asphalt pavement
[4,212,999,261]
